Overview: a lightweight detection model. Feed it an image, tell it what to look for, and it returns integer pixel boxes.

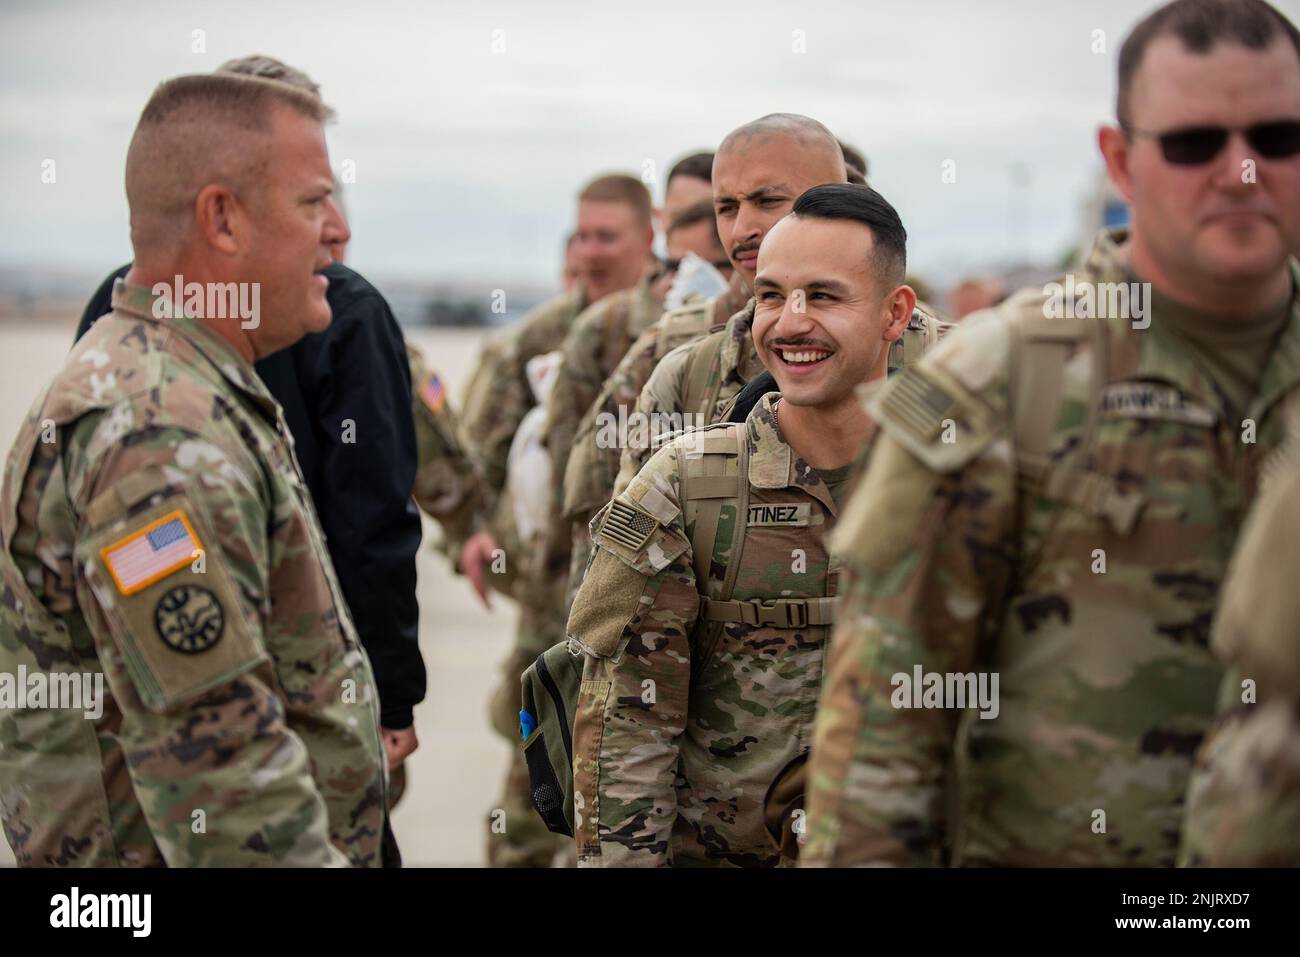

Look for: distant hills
[0,264,554,329]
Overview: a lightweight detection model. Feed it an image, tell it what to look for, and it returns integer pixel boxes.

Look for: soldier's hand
[382,725,419,770]
[458,530,498,609]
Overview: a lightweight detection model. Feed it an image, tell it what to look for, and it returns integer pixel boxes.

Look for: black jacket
[78,262,426,729]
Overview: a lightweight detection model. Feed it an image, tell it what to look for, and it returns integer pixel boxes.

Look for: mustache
[731,242,760,258]
[765,337,837,352]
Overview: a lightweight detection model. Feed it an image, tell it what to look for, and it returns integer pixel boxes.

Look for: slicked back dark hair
[668,151,714,186]
[1118,0,1300,127]
[838,139,869,184]
[790,184,907,284]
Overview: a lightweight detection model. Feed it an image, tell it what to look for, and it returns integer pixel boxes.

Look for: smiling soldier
[564,184,916,866]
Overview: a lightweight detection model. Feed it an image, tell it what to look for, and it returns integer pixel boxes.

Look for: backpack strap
[677,426,749,596]
[677,425,750,677]
[654,298,714,359]
[1009,317,1143,536]
[678,425,838,630]
[700,595,837,627]
[682,330,727,422]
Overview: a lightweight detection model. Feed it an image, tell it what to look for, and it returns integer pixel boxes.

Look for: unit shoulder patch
[600,499,657,552]
[154,583,225,654]
[868,366,1000,474]
[80,489,266,712]
[419,372,446,415]
[100,509,201,596]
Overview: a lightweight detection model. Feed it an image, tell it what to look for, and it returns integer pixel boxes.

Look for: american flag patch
[100,510,202,596]
[600,500,658,551]
[420,373,446,413]
[880,373,956,442]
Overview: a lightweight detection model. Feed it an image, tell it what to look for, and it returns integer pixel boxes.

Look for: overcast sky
[3,0,1298,291]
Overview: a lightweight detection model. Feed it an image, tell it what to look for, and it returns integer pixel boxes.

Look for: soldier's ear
[1099,125,1136,205]
[193,183,240,256]
[880,285,917,342]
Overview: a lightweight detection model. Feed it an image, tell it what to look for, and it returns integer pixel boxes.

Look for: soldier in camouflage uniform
[803,0,1300,867]
[558,114,845,614]
[542,200,732,616]
[407,341,487,561]
[605,114,849,499]
[1180,399,1300,866]
[0,74,387,866]
[561,271,752,592]
[463,174,656,867]
[566,184,919,866]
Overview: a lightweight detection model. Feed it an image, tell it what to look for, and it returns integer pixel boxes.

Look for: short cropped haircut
[577,173,654,226]
[216,54,322,96]
[791,183,907,284]
[1118,0,1300,127]
[666,198,717,235]
[126,73,334,256]
[668,151,714,186]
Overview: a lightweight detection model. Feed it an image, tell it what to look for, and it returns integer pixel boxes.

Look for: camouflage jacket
[563,272,752,525]
[613,296,763,499]
[568,393,841,867]
[1181,400,1300,866]
[460,286,587,498]
[543,277,663,511]
[803,230,1300,867]
[407,341,486,556]
[0,281,386,867]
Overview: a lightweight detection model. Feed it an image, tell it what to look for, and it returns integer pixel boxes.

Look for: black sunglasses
[1125,120,1300,165]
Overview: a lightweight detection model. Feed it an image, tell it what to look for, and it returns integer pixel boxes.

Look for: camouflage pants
[486,598,571,868]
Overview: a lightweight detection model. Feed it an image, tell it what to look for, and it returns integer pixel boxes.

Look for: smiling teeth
[780,350,830,363]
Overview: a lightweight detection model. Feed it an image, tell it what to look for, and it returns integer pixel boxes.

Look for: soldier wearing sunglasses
[804,0,1300,868]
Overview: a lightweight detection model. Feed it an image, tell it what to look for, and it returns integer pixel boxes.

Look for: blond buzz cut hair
[216,54,322,95]
[577,173,653,227]
[125,72,333,259]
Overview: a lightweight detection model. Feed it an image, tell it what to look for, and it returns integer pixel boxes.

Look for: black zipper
[534,653,572,764]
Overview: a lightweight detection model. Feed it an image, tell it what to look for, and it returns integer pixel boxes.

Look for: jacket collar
[110,279,281,421]
[744,392,838,515]
[1080,229,1300,422]
[719,298,762,387]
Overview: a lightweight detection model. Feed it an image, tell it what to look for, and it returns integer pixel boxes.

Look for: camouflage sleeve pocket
[77,484,266,713]
[589,498,689,575]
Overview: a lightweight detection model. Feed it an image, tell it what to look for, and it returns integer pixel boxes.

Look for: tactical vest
[562,293,724,524]
[656,294,718,360]
[677,425,837,666]
[1004,309,1144,540]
